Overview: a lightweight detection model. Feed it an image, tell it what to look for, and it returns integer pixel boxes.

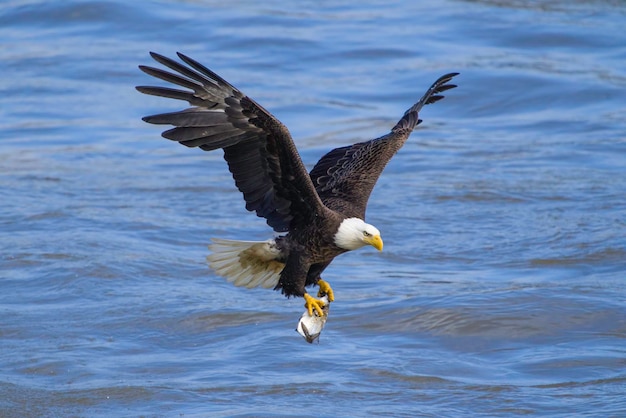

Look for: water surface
[1,0,625,416]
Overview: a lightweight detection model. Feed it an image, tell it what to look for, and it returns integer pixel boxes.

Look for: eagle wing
[137,52,327,232]
[309,72,459,219]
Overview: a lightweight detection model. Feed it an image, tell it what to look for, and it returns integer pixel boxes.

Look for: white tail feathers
[207,238,284,289]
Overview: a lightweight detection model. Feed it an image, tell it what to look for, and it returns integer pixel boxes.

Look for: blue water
[1,0,625,416]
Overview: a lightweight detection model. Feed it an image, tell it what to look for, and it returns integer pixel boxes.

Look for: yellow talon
[303,293,326,317]
[317,279,335,302]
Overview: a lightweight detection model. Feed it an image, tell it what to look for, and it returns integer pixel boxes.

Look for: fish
[296,295,330,343]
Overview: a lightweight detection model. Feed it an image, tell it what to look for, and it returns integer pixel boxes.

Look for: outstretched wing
[137,52,327,232]
[309,72,459,219]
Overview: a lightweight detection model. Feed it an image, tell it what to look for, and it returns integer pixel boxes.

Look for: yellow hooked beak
[365,234,384,251]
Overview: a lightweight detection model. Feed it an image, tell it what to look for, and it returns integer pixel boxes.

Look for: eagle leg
[317,279,335,302]
[303,293,326,317]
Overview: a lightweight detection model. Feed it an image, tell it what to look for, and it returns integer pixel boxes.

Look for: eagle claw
[317,279,335,302]
[303,293,326,317]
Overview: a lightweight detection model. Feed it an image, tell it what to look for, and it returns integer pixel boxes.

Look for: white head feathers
[334,217,383,251]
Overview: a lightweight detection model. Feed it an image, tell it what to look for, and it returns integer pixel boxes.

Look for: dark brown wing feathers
[309,72,459,218]
[137,52,325,232]
[137,52,457,227]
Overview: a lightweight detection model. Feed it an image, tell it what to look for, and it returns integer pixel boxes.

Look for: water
[1,0,625,416]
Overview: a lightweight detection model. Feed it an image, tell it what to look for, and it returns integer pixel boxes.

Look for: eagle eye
[363,231,372,237]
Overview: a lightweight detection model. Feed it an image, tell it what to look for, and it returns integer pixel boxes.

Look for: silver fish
[296,295,330,344]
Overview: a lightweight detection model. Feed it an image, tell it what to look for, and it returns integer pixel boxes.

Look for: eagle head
[334,217,383,251]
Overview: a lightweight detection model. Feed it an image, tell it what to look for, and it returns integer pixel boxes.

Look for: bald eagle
[137,52,457,317]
